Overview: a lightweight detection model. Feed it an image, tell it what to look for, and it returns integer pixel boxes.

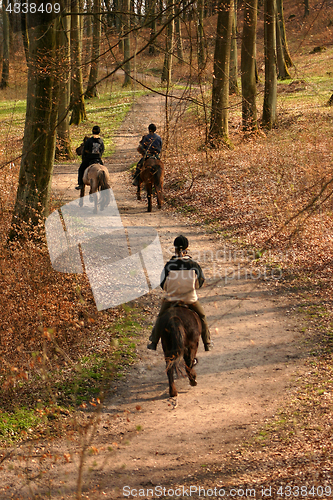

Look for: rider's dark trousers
[78,158,103,185]
[149,299,211,347]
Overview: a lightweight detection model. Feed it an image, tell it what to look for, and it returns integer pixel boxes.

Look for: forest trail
[27,93,308,499]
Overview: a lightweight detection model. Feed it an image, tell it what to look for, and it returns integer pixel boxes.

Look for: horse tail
[163,316,185,374]
[98,170,111,207]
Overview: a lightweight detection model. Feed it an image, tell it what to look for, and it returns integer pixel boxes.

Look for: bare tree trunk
[57,2,73,159]
[175,7,184,63]
[86,0,102,97]
[21,13,30,64]
[0,0,10,88]
[70,0,87,125]
[229,4,239,95]
[161,0,174,85]
[241,0,258,131]
[276,11,290,79]
[304,0,309,17]
[123,0,131,86]
[148,0,157,55]
[10,16,60,237]
[208,0,234,145]
[262,0,277,129]
[276,0,293,68]
[197,0,206,70]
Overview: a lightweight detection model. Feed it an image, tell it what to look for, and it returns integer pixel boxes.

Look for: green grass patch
[0,407,43,444]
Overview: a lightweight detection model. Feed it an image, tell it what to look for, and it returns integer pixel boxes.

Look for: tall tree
[148,0,157,55]
[161,0,175,85]
[175,6,184,63]
[0,0,10,89]
[229,5,239,94]
[276,11,290,79]
[70,0,87,125]
[304,0,309,17]
[86,0,102,96]
[57,1,73,159]
[241,0,258,131]
[197,0,206,70]
[123,0,131,86]
[276,0,293,68]
[208,0,234,145]
[262,0,277,129]
[10,14,60,236]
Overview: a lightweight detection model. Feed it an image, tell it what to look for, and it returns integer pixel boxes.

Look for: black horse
[136,157,164,212]
[159,305,202,398]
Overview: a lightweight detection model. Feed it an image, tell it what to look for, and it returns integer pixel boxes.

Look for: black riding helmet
[174,235,189,251]
[92,125,100,135]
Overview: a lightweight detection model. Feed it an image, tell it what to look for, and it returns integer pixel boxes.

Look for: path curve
[49,93,306,499]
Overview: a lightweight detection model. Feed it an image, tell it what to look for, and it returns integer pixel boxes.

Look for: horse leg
[89,180,98,214]
[137,182,141,200]
[155,184,163,209]
[79,185,85,207]
[166,362,178,398]
[184,345,198,387]
[147,183,152,212]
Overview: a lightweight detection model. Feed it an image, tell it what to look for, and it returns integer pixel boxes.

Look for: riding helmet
[92,125,100,134]
[148,123,156,133]
[174,235,189,251]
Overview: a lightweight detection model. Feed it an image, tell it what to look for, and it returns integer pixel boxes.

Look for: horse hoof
[190,379,197,387]
[137,196,141,200]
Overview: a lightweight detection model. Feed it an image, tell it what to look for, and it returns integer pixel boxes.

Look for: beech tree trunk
[241,0,258,131]
[123,0,131,86]
[229,5,239,94]
[197,0,206,70]
[276,12,290,79]
[148,0,157,55]
[70,0,87,125]
[161,0,174,85]
[0,0,10,89]
[86,0,102,96]
[208,0,234,145]
[276,0,293,68]
[57,3,73,159]
[175,7,184,63]
[262,0,277,129]
[10,16,60,236]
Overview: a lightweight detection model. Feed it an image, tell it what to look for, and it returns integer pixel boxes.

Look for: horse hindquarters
[161,316,185,398]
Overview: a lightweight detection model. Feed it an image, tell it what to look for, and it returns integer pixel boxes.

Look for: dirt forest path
[50,93,308,499]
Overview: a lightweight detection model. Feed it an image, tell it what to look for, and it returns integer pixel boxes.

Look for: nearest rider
[147,235,213,351]
[75,125,105,190]
[132,123,162,186]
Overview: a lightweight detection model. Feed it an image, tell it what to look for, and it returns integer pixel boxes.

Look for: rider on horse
[132,123,162,186]
[75,125,105,190]
[148,235,213,351]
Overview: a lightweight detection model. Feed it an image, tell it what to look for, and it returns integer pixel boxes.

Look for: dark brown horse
[136,157,164,212]
[159,305,201,398]
[79,164,111,214]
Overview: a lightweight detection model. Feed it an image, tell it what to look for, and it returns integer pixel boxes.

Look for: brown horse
[137,157,164,213]
[159,305,201,398]
[79,164,111,214]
